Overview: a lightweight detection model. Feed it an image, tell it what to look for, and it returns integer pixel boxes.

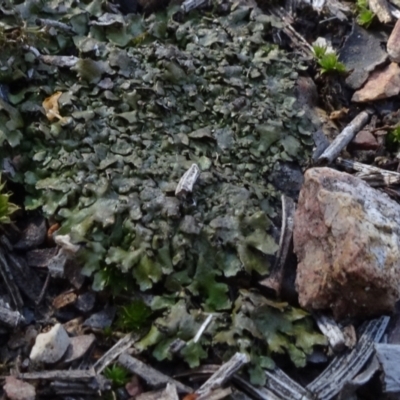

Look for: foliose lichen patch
[0,0,326,381]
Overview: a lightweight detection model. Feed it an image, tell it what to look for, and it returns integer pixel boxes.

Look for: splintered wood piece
[265,367,313,400]
[137,383,179,400]
[0,248,23,309]
[314,312,346,352]
[196,353,249,399]
[317,111,370,164]
[336,157,400,186]
[259,195,295,296]
[175,164,200,199]
[375,343,400,393]
[93,332,141,374]
[18,369,96,381]
[118,354,193,394]
[0,305,24,328]
[307,316,390,399]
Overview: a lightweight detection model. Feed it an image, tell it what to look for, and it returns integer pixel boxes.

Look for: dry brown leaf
[42,91,64,122]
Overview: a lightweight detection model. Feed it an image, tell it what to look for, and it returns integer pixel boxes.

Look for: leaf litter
[0,0,330,397]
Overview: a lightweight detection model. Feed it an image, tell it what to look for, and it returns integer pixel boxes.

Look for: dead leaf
[42,92,65,122]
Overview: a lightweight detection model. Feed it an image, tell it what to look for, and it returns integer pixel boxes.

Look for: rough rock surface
[387,18,400,63]
[293,167,400,319]
[30,323,70,364]
[352,63,400,102]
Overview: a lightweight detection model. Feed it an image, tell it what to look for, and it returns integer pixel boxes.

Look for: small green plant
[0,176,19,224]
[104,364,130,387]
[116,299,152,332]
[356,0,375,27]
[312,45,346,74]
[312,44,328,60]
[386,126,400,149]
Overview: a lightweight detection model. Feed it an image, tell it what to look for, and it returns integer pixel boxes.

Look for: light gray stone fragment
[30,323,70,364]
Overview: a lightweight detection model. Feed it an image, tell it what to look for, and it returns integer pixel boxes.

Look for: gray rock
[83,306,116,329]
[14,216,47,251]
[30,323,70,364]
[74,292,96,313]
[339,24,388,90]
[294,167,400,319]
[63,334,96,364]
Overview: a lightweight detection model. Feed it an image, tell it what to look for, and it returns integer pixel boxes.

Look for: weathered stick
[314,312,346,352]
[93,332,141,374]
[196,353,249,399]
[317,111,370,164]
[260,195,295,296]
[336,157,400,186]
[265,367,313,400]
[18,369,96,381]
[118,354,193,394]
